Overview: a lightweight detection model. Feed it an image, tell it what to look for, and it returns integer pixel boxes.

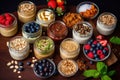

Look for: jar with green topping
[34,36,55,59]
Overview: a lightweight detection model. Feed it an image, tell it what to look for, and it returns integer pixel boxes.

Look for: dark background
[0,0,119,21]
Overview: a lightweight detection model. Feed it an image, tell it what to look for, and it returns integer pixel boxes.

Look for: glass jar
[34,36,55,59]
[96,12,117,35]
[17,1,36,23]
[7,36,30,60]
[0,13,18,37]
[72,21,93,44]
[36,8,55,30]
[22,21,42,43]
[60,38,80,59]
[47,21,68,40]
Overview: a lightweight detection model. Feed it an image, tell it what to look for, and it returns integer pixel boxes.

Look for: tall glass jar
[34,36,55,59]
[22,21,42,43]
[72,21,93,44]
[7,36,30,60]
[96,12,117,35]
[60,38,80,59]
[36,9,55,30]
[47,21,68,41]
[17,1,36,23]
[0,13,18,37]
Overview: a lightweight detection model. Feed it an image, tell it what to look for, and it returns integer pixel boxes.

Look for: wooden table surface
[0,5,120,80]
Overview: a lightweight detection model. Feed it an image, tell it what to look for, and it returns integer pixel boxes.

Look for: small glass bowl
[76,1,99,19]
[33,58,56,78]
[83,42,111,62]
[57,59,78,77]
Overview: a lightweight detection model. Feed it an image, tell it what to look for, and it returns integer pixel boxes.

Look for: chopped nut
[7,62,11,66]
[9,65,14,69]
[17,71,21,74]
[18,75,22,78]
[30,64,34,67]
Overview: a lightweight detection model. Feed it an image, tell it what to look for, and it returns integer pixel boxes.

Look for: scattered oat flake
[18,75,22,78]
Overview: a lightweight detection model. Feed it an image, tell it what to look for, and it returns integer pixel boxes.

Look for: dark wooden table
[0,5,120,80]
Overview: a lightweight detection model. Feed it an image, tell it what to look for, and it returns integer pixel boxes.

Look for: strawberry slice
[56,0,64,6]
[99,40,107,47]
[96,35,103,40]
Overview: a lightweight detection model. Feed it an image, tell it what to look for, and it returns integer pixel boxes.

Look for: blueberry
[42,59,47,63]
[84,50,89,54]
[103,50,108,56]
[31,28,35,33]
[99,46,103,50]
[42,63,45,67]
[97,43,101,47]
[36,70,40,75]
[40,72,44,76]
[95,57,100,61]
[90,48,93,51]
[26,62,31,66]
[31,22,35,26]
[45,73,49,76]
[18,62,23,66]
[96,47,99,50]
[93,50,96,54]
[91,44,96,48]
[18,67,24,71]
[44,67,48,72]
[38,65,43,70]
[94,54,98,58]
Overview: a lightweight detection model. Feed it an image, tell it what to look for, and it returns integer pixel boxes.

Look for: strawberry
[99,40,107,47]
[56,0,64,6]
[87,52,94,59]
[58,5,65,11]
[48,0,57,9]
[84,44,91,50]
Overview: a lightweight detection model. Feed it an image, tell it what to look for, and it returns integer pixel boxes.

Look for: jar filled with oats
[96,12,117,35]
[7,36,30,60]
[36,9,55,30]
[60,38,80,59]
[17,1,36,23]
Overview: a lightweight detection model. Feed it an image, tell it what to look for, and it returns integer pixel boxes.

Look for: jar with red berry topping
[0,13,18,37]
[17,1,36,23]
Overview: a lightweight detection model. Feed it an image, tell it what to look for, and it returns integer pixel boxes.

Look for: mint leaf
[101,75,112,80]
[93,71,100,78]
[83,70,99,78]
[108,70,116,77]
[97,62,107,74]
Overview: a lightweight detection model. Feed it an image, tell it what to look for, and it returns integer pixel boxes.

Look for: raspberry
[84,44,91,50]
[97,50,103,55]
[4,13,11,17]
[104,47,109,51]
[0,19,6,25]
[87,52,94,59]
[5,20,12,26]
[100,54,105,59]
[0,15,5,21]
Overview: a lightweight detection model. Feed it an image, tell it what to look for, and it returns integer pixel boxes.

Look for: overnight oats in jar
[96,12,117,35]
[22,21,42,43]
[60,38,80,59]
[34,36,55,59]
[17,1,36,23]
[0,13,18,37]
[7,36,30,60]
[72,21,93,44]
[47,21,68,41]
[36,9,55,30]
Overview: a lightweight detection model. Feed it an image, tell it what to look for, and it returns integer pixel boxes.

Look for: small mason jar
[36,8,55,30]
[96,12,117,35]
[72,21,93,44]
[0,13,18,37]
[47,20,68,40]
[34,36,55,59]
[22,21,42,43]
[7,36,30,60]
[60,38,80,59]
[17,1,36,23]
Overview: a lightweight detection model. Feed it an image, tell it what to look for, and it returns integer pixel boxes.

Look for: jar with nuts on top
[72,21,93,44]
[17,1,36,23]
[36,9,55,30]
[7,36,30,60]
[96,12,117,35]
